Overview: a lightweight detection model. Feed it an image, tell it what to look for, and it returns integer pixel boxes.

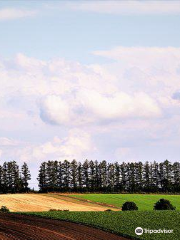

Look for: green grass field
[22,211,180,240]
[71,194,180,210]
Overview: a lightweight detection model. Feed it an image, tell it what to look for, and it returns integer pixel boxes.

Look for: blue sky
[0,1,180,188]
[0,1,180,62]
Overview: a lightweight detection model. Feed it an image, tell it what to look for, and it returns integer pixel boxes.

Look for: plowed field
[0,213,128,240]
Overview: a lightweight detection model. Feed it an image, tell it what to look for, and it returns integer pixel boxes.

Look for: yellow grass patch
[0,194,115,212]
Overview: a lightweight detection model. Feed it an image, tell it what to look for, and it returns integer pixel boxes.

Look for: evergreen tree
[135,162,143,192]
[114,162,121,191]
[12,161,21,193]
[89,160,95,191]
[161,160,173,192]
[129,162,136,192]
[99,160,107,190]
[37,162,48,192]
[94,160,101,191]
[107,163,115,191]
[0,165,3,193]
[82,160,90,190]
[7,161,13,192]
[57,161,63,191]
[62,160,71,191]
[70,160,78,191]
[46,161,58,191]
[173,162,180,191]
[77,162,83,190]
[120,162,127,191]
[2,162,8,193]
[143,162,151,192]
[151,161,159,192]
[21,162,31,192]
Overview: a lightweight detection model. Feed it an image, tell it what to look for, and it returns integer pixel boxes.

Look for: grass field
[21,211,180,240]
[71,194,180,210]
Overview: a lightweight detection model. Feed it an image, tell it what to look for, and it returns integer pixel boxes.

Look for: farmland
[0,213,125,240]
[71,194,180,210]
[1,193,180,239]
[0,193,116,212]
[22,211,180,240]
[1,193,180,212]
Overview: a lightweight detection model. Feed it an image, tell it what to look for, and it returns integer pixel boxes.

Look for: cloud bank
[65,1,180,15]
[0,8,37,21]
[0,46,180,163]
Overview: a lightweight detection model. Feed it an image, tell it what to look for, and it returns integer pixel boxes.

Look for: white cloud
[15,129,95,162]
[0,137,20,147]
[40,95,70,125]
[79,90,161,120]
[0,49,179,161]
[14,53,46,71]
[1,51,176,129]
[65,1,180,15]
[0,49,179,166]
[93,47,180,66]
[93,46,180,107]
[0,8,37,21]
[39,90,161,126]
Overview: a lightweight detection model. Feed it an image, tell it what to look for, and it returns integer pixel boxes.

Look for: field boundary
[61,194,121,210]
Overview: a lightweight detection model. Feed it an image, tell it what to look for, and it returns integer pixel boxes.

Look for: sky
[0,0,180,188]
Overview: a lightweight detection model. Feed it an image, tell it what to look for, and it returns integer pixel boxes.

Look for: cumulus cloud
[0,49,179,165]
[39,90,161,126]
[93,46,180,107]
[79,90,161,120]
[15,129,95,162]
[0,47,179,170]
[40,95,70,125]
[0,8,37,21]
[65,1,180,15]
[1,51,177,129]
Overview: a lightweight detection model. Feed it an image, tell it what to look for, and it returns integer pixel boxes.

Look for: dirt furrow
[0,214,129,240]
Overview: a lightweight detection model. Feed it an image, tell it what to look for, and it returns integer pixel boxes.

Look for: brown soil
[0,213,129,240]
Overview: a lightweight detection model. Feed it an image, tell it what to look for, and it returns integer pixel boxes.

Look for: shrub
[105,209,112,211]
[0,206,10,213]
[49,209,57,212]
[49,209,69,212]
[122,201,138,211]
[154,199,176,210]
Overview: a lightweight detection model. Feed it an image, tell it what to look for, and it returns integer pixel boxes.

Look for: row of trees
[0,161,31,193]
[1,159,180,193]
[37,160,180,193]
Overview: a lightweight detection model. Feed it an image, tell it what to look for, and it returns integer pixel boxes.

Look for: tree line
[0,161,31,193]
[37,160,180,193]
[1,159,180,193]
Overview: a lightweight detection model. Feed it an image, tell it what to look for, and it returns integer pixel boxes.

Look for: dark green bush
[0,206,10,213]
[154,199,176,210]
[122,201,138,211]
